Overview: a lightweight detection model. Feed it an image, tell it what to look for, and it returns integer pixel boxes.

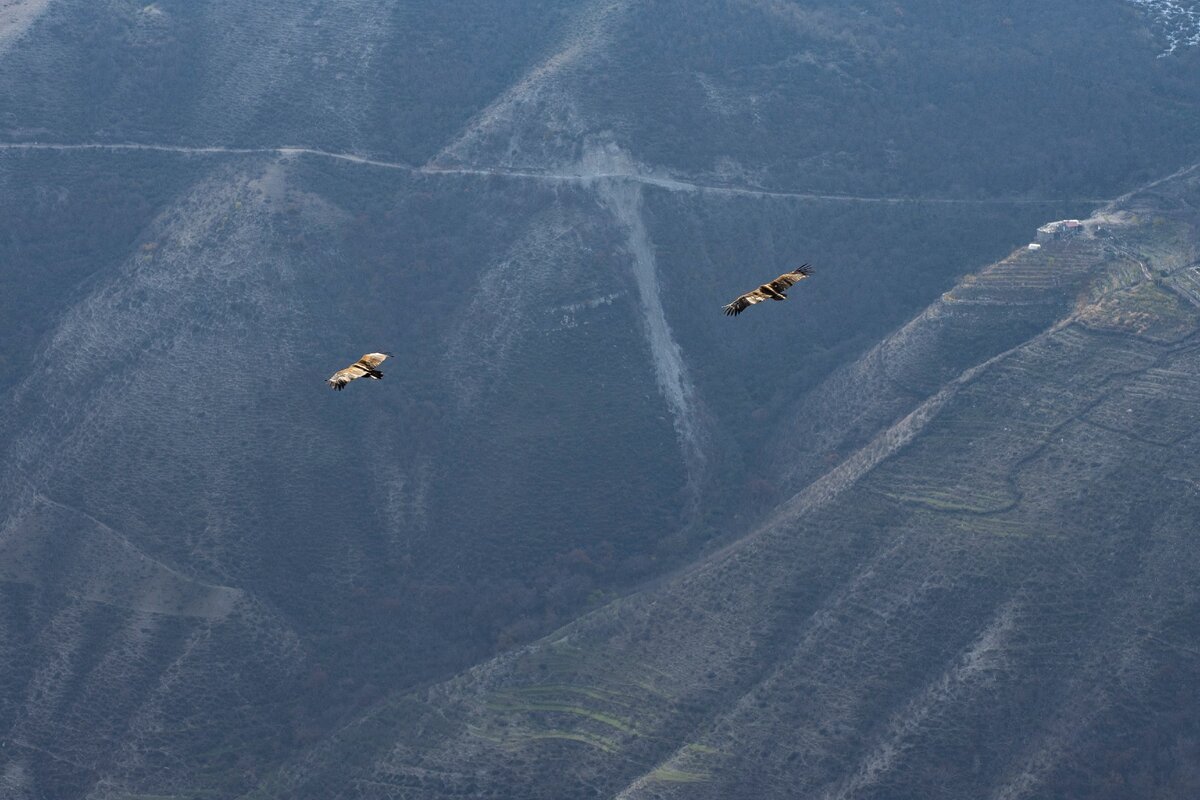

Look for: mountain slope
[274,167,1200,800]
[1,3,1199,798]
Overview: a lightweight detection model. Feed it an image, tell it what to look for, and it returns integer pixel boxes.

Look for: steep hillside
[1,2,1199,798]
[274,168,1200,800]
[0,146,1060,799]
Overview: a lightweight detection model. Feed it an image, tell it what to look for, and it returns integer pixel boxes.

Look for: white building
[1035,219,1084,243]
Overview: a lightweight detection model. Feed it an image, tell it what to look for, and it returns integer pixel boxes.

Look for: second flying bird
[723,264,813,317]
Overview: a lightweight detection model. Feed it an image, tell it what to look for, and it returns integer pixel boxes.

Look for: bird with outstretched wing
[328,352,393,391]
[723,264,813,316]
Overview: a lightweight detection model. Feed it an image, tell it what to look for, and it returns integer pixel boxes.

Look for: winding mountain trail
[0,140,1116,205]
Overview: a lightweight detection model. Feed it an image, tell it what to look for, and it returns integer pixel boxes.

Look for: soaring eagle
[328,352,392,391]
[723,264,814,316]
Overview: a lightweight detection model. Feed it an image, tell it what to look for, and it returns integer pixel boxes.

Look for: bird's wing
[328,366,365,389]
[723,289,769,316]
[355,352,390,370]
[768,263,814,292]
[329,353,391,390]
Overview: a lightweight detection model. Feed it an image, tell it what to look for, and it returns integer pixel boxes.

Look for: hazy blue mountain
[0,2,1198,798]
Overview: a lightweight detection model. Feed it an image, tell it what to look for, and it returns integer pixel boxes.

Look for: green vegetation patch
[649,767,712,783]
[485,696,641,735]
[879,486,1016,515]
[1082,257,1147,302]
[916,510,1039,538]
[517,730,618,753]
[508,683,641,708]
[1077,280,1199,342]
[468,719,621,753]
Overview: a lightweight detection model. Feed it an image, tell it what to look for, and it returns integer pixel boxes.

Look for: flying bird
[328,352,393,391]
[723,264,814,317]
